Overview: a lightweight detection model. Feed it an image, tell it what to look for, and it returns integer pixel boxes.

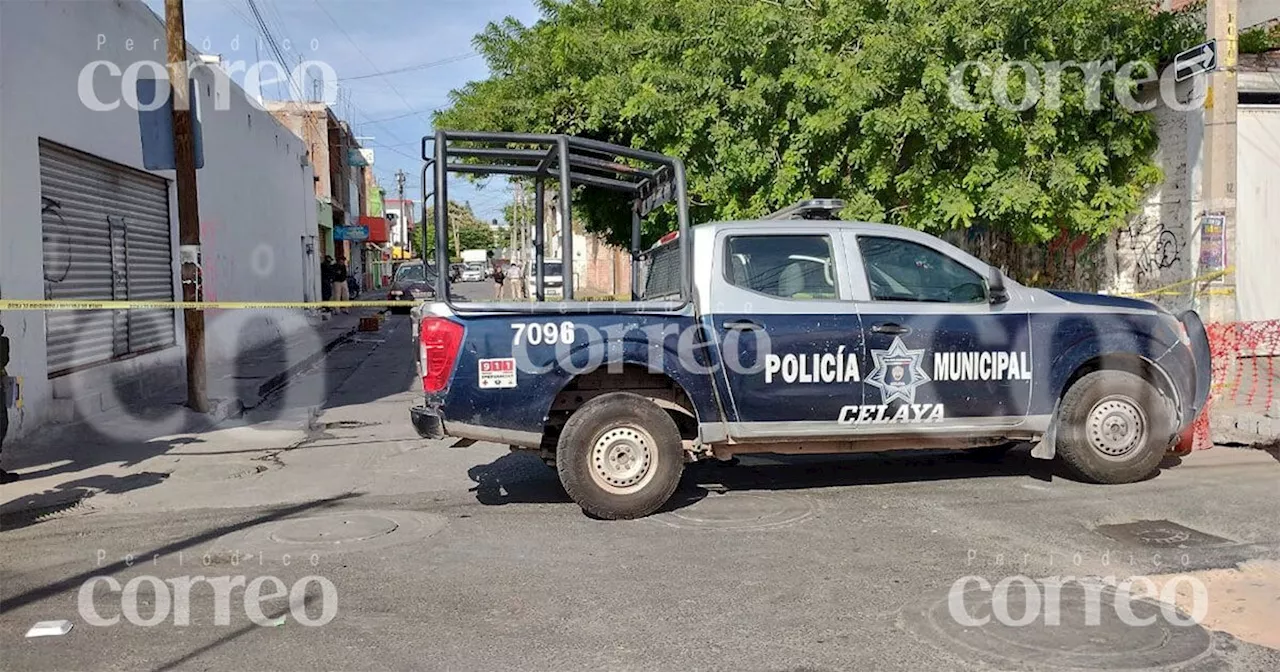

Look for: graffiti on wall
[41,197,72,290]
[1124,215,1187,288]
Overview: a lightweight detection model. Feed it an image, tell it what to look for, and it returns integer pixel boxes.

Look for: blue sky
[142,0,542,223]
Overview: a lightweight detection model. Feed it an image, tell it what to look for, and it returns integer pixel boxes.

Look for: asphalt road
[2,311,1278,671]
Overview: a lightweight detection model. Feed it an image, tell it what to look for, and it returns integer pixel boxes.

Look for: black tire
[1055,370,1172,484]
[556,392,684,520]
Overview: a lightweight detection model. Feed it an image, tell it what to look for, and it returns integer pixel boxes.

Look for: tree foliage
[1240,22,1280,55]
[435,0,1202,247]
[415,200,496,259]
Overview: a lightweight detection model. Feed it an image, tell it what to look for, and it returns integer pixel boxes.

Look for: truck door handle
[871,323,911,335]
[722,320,764,331]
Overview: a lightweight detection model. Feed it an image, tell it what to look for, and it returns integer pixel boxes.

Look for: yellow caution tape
[0,300,421,311]
[1119,267,1234,298]
[0,267,1236,309]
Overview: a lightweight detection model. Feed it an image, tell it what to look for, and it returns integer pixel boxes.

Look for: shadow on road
[0,471,171,531]
[0,313,410,525]
[467,452,571,506]
[0,493,358,612]
[465,446,1079,514]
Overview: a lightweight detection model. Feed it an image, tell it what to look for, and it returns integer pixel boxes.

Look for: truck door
[705,230,864,437]
[849,234,1032,429]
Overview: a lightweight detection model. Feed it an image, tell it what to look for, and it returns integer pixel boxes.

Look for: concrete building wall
[582,236,632,297]
[0,0,317,439]
[1241,0,1280,30]
[1164,0,1276,26]
[268,104,332,201]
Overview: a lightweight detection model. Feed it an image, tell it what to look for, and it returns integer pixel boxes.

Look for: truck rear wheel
[556,392,684,519]
[1055,370,1172,484]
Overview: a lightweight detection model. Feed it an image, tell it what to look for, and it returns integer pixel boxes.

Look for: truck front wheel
[556,392,684,519]
[1055,370,1172,484]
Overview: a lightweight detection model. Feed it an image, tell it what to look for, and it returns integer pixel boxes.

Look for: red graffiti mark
[1047,230,1090,257]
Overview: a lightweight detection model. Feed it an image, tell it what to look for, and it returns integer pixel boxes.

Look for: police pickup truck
[410,133,1211,520]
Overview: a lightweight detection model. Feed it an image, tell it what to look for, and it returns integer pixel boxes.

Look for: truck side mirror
[988,265,1009,304]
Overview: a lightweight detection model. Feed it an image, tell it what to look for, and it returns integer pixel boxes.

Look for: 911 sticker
[478,358,517,389]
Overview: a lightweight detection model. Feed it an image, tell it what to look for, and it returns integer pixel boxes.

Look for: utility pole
[395,169,407,258]
[452,213,461,261]
[511,182,523,262]
[165,0,207,413]
[1202,0,1239,322]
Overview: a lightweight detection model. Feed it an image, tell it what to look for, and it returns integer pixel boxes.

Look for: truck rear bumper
[1178,309,1213,423]
[409,405,542,447]
[410,405,445,439]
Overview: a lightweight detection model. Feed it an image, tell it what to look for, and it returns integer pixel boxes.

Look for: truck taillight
[419,317,464,394]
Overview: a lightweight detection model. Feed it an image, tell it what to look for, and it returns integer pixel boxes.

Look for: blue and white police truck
[410,134,1211,520]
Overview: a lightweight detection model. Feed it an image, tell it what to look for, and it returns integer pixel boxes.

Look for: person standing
[0,323,16,484]
[507,260,526,300]
[332,257,351,314]
[320,256,335,305]
[491,261,506,300]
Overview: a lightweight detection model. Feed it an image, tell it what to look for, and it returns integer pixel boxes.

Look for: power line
[311,0,435,127]
[345,100,413,145]
[218,0,258,34]
[368,142,420,162]
[360,106,450,125]
[245,0,302,99]
[340,53,478,81]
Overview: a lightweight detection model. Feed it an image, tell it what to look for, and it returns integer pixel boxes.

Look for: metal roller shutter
[39,140,176,377]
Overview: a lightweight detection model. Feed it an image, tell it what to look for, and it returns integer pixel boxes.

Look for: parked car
[460,264,485,282]
[410,136,1212,520]
[411,211,1212,520]
[386,261,435,314]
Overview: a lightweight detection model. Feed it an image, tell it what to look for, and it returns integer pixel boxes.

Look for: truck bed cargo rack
[765,199,846,221]
[421,131,690,310]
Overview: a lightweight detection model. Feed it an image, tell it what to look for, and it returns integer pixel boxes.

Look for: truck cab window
[724,235,837,299]
[857,236,986,303]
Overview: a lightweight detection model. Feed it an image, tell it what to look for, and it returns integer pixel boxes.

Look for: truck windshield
[637,241,682,300]
[395,265,426,282]
[543,262,563,276]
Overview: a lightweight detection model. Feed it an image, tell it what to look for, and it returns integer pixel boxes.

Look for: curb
[245,313,381,410]
[1210,408,1280,448]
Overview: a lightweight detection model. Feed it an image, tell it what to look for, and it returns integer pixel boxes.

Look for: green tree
[1240,22,1280,54]
[435,0,1202,247]
[415,200,496,259]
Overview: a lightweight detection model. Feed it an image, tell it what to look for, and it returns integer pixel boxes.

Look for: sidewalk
[0,309,381,523]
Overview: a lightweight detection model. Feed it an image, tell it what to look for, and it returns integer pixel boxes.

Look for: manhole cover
[1095,520,1231,548]
[269,514,400,545]
[211,510,446,559]
[902,578,1214,669]
[650,492,814,530]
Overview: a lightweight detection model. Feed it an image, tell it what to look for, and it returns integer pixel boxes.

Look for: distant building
[384,199,416,260]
